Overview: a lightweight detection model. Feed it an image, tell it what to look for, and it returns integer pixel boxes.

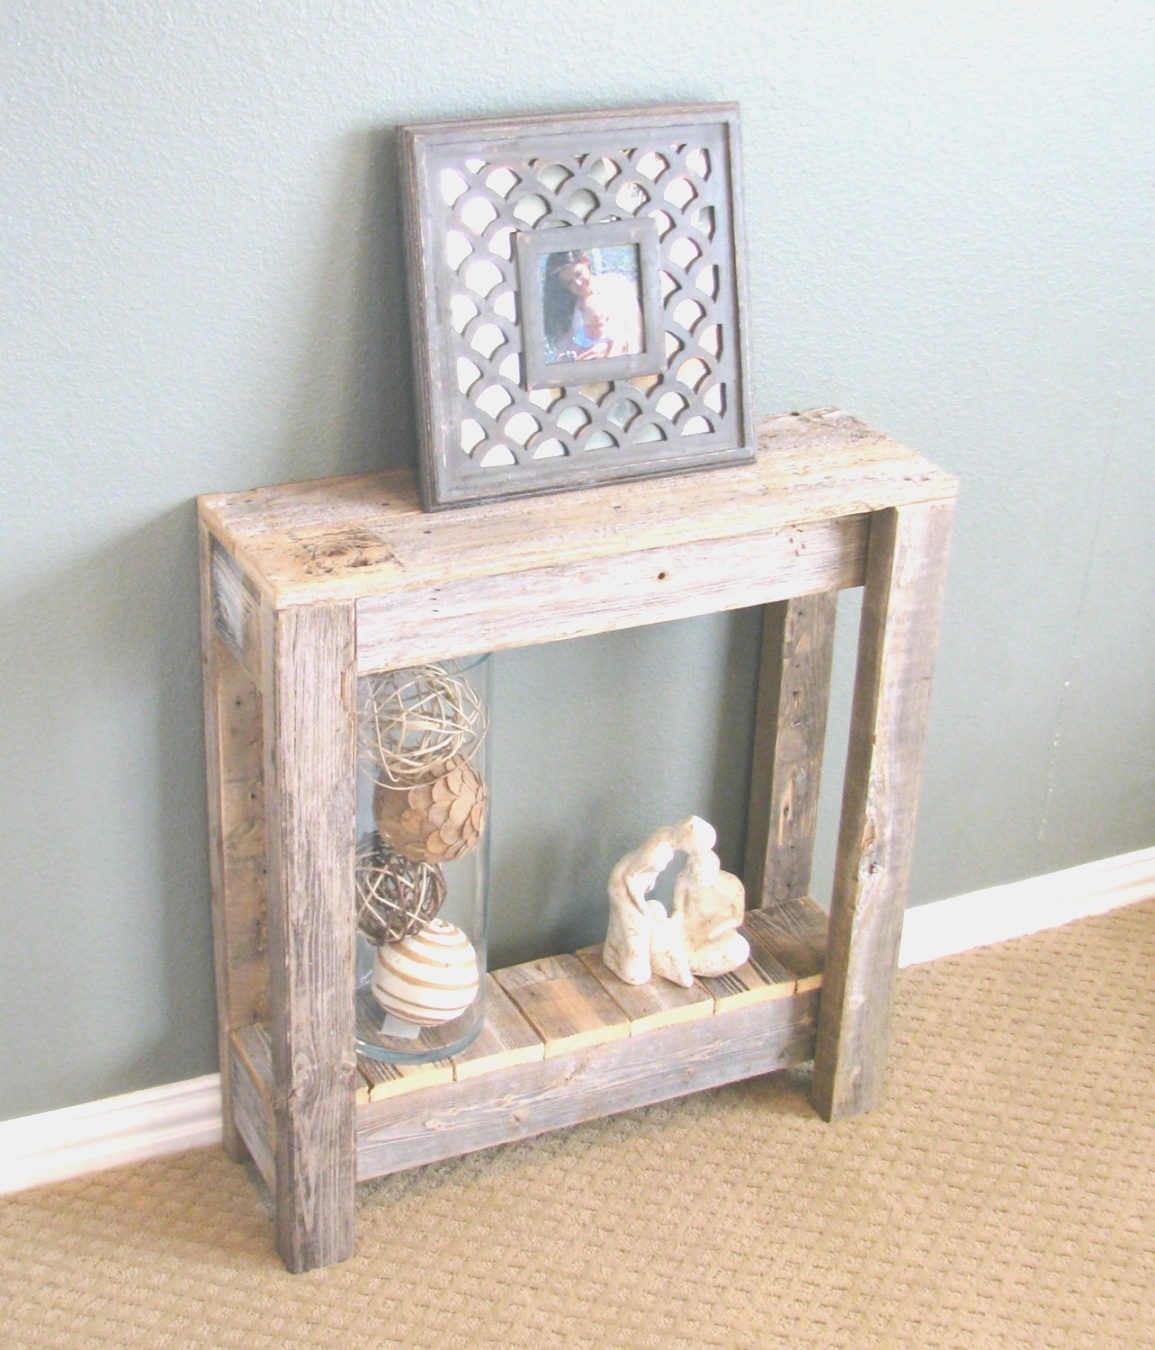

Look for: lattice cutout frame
[400,104,754,510]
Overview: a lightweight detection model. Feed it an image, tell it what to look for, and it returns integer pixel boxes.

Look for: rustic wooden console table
[198,410,957,1272]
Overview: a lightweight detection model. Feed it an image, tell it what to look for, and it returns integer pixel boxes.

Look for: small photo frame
[517,218,665,389]
[400,104,754,510]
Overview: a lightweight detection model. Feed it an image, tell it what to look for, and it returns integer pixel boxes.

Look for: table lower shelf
[230,896,827,1187]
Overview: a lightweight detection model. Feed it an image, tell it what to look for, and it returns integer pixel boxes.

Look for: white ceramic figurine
[604,816,748,988]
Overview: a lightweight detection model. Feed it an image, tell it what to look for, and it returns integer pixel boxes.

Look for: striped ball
[371,918,480,1027]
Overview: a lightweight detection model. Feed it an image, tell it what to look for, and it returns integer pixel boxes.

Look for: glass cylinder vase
[353,654,490,1064]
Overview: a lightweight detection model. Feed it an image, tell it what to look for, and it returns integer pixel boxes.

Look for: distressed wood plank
[451,976,545,1080]
[231,1024,274,1192]
[356,989,820,1180]
[495,955,630,1057]
[197,412,959,608]
[262,598,358,1273]
[235,1020,274,1095]
[744,593,838,907]
[216,666,269,1022]
[576,944,714,1033]
[744,897,827,994]
[200,523,269,1162]
[210,536,263,681]
[697,918,798,1010]
[813,500,955,1122]
[233,1021,380,1178]
[355,1055,455,1101]
[355,516,864,672]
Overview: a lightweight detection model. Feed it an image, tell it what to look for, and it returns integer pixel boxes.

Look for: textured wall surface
[1,2,1152,1119]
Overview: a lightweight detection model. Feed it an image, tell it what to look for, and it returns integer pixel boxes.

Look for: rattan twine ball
[358,663,486,788]
[373,754,488,863]
[355,834,447,945]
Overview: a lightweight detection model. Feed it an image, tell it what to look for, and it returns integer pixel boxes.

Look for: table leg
[812,500,955,1121]
[262,599,358,1272]
[200,526,269,1161]
[744,593,839,907]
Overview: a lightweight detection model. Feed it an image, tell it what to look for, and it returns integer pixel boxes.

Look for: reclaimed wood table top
[198,410,959,606]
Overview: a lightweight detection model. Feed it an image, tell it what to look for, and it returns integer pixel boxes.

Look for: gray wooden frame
[400,103,755,510]
[516,217,665,389]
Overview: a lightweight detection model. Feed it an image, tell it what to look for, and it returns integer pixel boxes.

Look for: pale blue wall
[2,3,1152,1120]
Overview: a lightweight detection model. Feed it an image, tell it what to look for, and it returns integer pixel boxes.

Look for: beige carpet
[2,899,1153,1348]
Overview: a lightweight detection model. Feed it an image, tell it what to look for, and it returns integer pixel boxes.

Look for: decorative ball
[370,918,480,1027]
[358,663,487,787]
[373,754,488,863]
[355,834,446,945]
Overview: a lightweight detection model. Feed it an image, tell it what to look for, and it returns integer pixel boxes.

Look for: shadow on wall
[270,125,418,484]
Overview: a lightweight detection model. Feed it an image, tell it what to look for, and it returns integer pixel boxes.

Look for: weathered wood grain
[197,412,959,608]
[812,500,955,1122]
[744,593,838,907]
[355,1054,454,1101]
[233,1021,379,1179]
[577,944,714,1032]
[216,666,269,1020]
[451,976,545,1080]
[262,598,358,1273]
[696,918,797,1010]
[231,1024,275,1191]
[495,955,631,1056]
[745,896,828,994]
[355,988,820,1180]
[355,516,865,672]
[199,523,269,1162]
[210,537,263,682]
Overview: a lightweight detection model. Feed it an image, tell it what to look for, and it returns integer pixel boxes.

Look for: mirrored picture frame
[400,104,754,510]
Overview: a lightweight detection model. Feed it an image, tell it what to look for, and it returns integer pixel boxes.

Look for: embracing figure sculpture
[603,815,750,989]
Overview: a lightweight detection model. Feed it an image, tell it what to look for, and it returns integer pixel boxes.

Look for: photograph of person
[540,245,644,365]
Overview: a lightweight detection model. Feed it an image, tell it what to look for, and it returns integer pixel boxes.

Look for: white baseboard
[2,846,1152,1199]
[0,1074,221,1197]
[899,844,1155,967]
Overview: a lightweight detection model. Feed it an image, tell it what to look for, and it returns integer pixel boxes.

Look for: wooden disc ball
[373,754,487,864]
